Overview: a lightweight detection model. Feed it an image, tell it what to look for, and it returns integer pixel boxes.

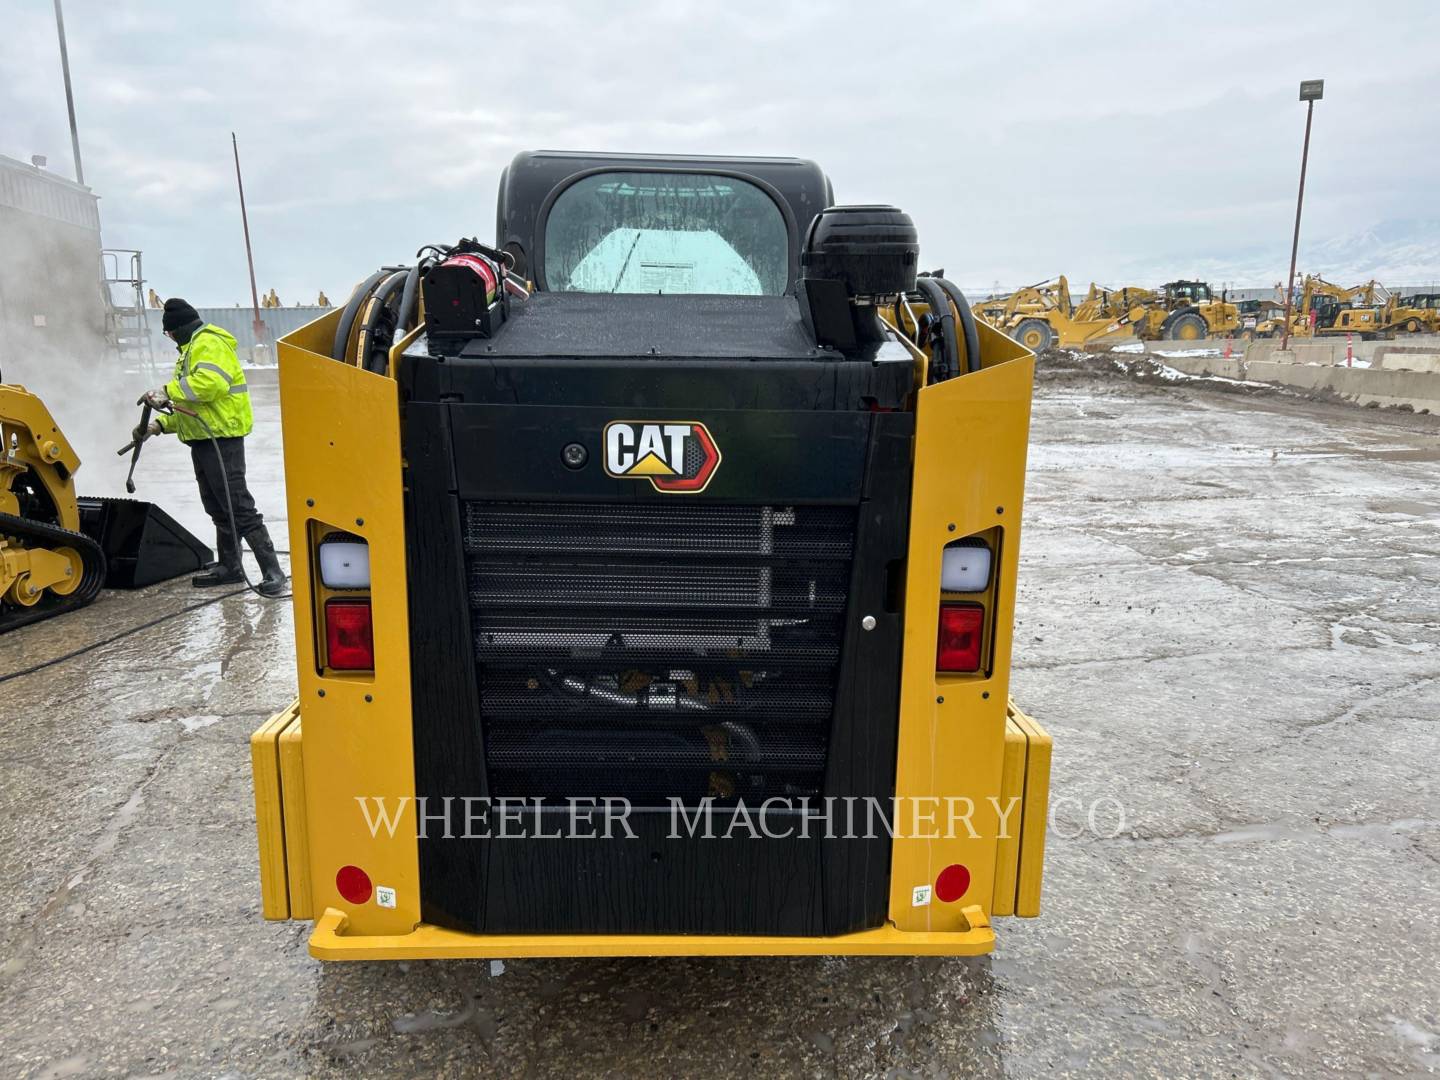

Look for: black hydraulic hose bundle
[331,237,520,369]
[357,269,408,374]
[913,276,961,383]
[331,268,390,362]
[393,264,423,347]
[932,276,982,375]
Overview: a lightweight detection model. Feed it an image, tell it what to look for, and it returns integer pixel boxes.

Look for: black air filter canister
[801,205,919,299]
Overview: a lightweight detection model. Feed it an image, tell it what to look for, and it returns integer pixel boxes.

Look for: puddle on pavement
[1300,441,1440,463]
[1367,497,1440,517]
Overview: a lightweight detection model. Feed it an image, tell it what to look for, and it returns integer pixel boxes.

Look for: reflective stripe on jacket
[156,325,253,442]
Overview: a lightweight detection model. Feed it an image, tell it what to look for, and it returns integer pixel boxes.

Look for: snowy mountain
[1302,219,1440,285]
[1111,219,1440,292]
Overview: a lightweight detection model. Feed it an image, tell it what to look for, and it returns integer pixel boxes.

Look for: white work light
[941,543,991,593]
[318,538,370,589]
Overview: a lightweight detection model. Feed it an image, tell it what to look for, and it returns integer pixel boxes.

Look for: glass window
[543,171,788,295]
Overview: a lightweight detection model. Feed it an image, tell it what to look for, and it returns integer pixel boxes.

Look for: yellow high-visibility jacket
[157,324,253,442]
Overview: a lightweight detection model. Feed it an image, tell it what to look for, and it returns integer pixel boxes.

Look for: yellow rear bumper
[308,905,995,960]
[251,698,1049,961]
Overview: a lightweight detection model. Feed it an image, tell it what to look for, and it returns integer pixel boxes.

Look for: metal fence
[145,305,329,366]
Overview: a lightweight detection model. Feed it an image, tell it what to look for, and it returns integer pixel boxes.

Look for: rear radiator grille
[463,501,856,806]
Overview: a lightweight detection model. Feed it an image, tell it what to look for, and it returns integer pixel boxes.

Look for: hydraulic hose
[934,276,982,374]
[357,269,408,374]
[914,276,959,383]
[392,263,424,344]
[331,268,390,362]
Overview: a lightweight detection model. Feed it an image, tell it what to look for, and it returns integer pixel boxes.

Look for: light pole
[232,133,266,346]
[1280,79,1323,351]
[52,0,84,186]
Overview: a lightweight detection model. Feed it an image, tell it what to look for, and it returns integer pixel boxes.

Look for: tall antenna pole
[232,132,265,344]
[52,0,84,185]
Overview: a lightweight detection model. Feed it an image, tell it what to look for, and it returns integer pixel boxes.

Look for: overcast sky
[4,0,1439,305]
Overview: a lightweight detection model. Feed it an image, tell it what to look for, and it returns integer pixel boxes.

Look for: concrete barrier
[1374,346,1440,374]
[1156,352,1440,413]
[1242,334,1440,368]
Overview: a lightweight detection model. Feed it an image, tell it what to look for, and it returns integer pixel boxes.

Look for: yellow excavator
[1257,276,1388,340]
[1,382,211,632]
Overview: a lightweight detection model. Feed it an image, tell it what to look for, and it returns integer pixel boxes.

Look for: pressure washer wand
[116,400,154,494]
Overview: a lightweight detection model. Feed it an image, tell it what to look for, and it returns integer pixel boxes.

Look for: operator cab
[1310,294,1345,328]
[1163,280,1213,306]
[494,151,834,294]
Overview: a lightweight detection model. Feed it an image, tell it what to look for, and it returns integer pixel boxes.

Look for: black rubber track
[0,510,107,634]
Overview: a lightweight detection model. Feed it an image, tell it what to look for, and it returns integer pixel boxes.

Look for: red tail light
[325,599,374,670]
[936,603,984,672]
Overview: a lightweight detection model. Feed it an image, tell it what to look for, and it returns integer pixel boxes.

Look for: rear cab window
[543,171,788,295]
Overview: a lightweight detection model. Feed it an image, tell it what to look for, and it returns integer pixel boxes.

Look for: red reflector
[325,599,374,670]
[936,603,984,672]
[935,863,971,903]
[336,864,372,904]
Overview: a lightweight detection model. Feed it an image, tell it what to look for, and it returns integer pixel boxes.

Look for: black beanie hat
[162,297,201,333]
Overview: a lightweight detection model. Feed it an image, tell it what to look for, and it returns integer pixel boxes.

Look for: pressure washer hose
[171,405,290,601]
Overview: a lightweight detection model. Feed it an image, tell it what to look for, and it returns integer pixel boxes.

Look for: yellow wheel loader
[1130,280,1240,342]
[1,383,212,633]
[251,152,1051,962]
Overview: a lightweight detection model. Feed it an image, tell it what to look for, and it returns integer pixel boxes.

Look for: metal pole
[232,133,265,343]
[1279,99,1315,352]
[52,0,84,186]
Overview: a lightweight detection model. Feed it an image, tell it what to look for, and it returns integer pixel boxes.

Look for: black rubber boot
[193,530,244,587]
[244,525,288,598]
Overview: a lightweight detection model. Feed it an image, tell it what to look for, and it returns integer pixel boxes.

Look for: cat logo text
[603,421,722,493]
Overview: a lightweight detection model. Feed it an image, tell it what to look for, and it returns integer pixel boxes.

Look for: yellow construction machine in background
[976,277,1242,347]
[1256,275,1400,340]
[1236,296,1287,339]
[1127,280,1241,342]
[0,385,103,628]
[1382,292,1440,335]
[977,276,1153,351]
[0,383,211,633]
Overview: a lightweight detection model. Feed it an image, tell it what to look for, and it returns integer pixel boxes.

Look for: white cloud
[2,0,1438,303]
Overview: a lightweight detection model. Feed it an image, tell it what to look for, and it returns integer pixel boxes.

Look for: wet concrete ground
[2,372,1438,1077]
